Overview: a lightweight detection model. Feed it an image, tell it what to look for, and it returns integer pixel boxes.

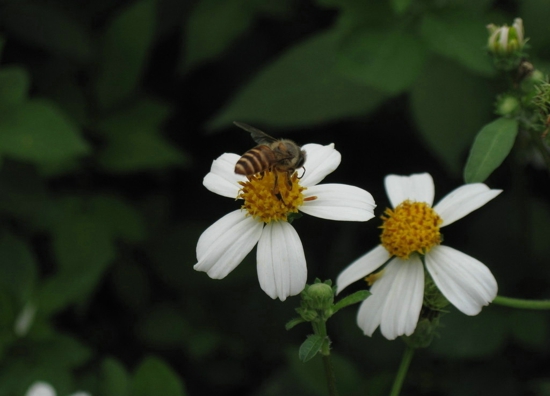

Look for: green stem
[493,295,550,310]
[389,346,415,396]
[528,128,550,173]
[313,319,338,396]
[322,354,339,396]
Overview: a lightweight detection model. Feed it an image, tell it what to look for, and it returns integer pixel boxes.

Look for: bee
[234,121,306,198]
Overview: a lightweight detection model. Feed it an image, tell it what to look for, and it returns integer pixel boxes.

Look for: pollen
[380,200,442,259]
[365,269,384,286]
[238,170,306,223]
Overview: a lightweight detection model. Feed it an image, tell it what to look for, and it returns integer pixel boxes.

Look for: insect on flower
[233,121,306,198]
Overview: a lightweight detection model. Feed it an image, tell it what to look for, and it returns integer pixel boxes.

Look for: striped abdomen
[235,145,276,175]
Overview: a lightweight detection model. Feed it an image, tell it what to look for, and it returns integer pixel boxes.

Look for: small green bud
[306,283,334,311]
[495,94,521,117]
[529,70,545,83]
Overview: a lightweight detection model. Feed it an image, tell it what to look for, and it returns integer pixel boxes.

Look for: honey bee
[233,121,306,178]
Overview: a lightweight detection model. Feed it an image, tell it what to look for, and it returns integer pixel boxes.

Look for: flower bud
[487,18,526,56]
[305,283,334,311]
[495,94,521,117]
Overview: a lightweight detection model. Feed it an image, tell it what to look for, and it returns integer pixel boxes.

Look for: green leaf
[332,290,370,314]
[99,127,186,172]
[463,117,518,183]
[52,203,115,273]
[420,11,494,77]
[90,195,147,242]
[95,0,156,110]
[410,57,496,174]
[136,304,191,347]
[96,99,187,172]
[100,357,130,396]
[0,99,90,164]
[45,77,89,128]
[450,0,494,12]
[0,3,92,62]
[208,30,387,129]
[0,66,30,105]
[298,334,325,362]
[131,356,187,396]
[0,233,37,302]
[181,0,254,72]
[36,197,118,313]
[431,308,507,358]
[34,333,92,369]
[97,98,174,131]
[509,311,548,349]
[391,0,411,14]
[519,0,550,53]
[111,261,151,312]
[0,160,48,223]
[337,28,426,94]
[285,317,306,330]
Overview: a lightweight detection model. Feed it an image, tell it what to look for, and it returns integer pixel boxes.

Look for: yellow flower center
[379,200,442,259]
[238,170,309,223]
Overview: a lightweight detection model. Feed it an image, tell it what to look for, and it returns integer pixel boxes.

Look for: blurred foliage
[0,0,549,395]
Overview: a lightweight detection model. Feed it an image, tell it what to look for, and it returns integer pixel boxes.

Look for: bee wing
[233,121,277,145]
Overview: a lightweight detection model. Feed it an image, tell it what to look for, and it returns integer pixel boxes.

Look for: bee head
[295,149,306,169]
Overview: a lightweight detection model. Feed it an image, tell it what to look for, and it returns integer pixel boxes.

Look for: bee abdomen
[235,145,275,175]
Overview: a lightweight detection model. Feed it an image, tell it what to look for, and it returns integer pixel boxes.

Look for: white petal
[358,258,424,339]
[69,393,91,396]
[14,302,36,337]
[356,259,400,337]
[203,153,246,198]
[257,222,307,301]
[26,382,56,396]
[299,143,341,187]
[300,184,376,221]
[336,245,390,294]
[433,184,502,227]
[425,245,498,315]
[194,210,263,279]
[379,256,424,340]
[385,173,435,208]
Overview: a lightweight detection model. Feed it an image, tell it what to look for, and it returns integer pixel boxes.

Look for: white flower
[336,173,501,340]
[14,302,36,337]
[195,143,376,301]
[25,382,90,396]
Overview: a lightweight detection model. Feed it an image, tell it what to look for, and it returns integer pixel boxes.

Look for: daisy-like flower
[194,143,376,301]
[336,173,501,340]
[25,381,90,396]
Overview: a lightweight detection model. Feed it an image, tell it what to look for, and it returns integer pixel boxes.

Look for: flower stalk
[389,346,415,396]
[493,296,550,310]
[287,279,370,396]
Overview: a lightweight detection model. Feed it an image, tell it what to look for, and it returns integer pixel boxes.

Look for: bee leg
[272,171,286,203]
[286,171,293,188]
